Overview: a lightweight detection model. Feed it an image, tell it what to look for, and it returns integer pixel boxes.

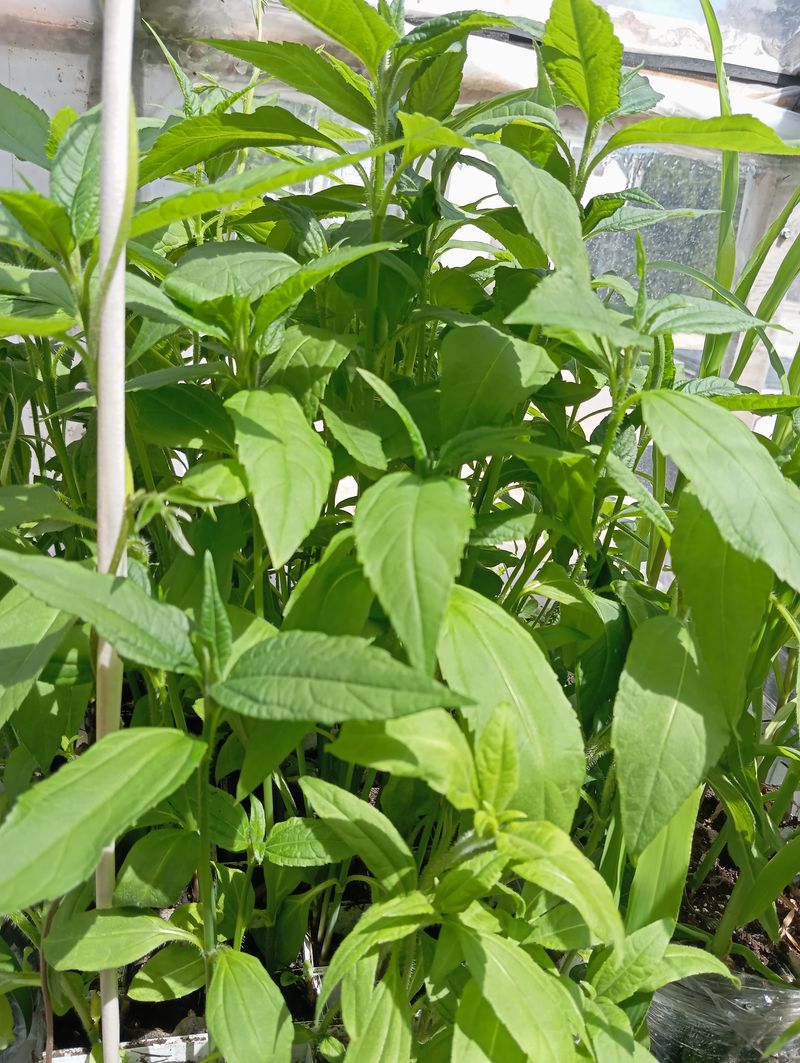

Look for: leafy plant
[1,0,800,1059]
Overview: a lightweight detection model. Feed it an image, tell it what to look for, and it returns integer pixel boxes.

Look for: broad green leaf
[541,0,622,128]
[452,978,528,1063]
[712,393,800,413]
[166,460,247,508]
[212,629,466,724]
[0,728,204,912]
[593,115,800,169]
[641,390,800,594]
[407,48,466,120]
[475,704,519,812]
[0,191,73,257]
[458,928,576,1062]
[237,720,307,801]
[128,943,206,1002]
[322,401,388,472]
[46,909,197,972]
[0,83,51,169]
[438,586,584,830]
[591,920,670,1001]
[434,852,508,915]
[317,892,433,1009]
[439,323,558,436]
[481,141,589,280]
[139,107,341,185]
[283,530,373,637]
[672,491,771,723]
[264,326,355,420]
[226,389,333,569]
[164,243,298,307]
[204,40,374,127]
[345,960,412,1063]
[253,242,394,335]
[499,822,624,949]
[0,549,197,673]
[300,776,417,896]
[328,709,479,810]
[354,473,473,674]
[0,297,76,337]
[207,949,293,1063]
[130,384,234,452]
[397,112,469,164]
[0,586,73,728]
[131,145,400,238]
[0,483,92,531]
[612,616,729,856]
[51,109,101,244]
[263,817,355,867]
[584,1000,639,1063]
[393,12,521,62]
[643,294,764,336]
[587,204,717,237]
[637,943,736,994]
[113,829,200,908]
[357,369,428,465]
[282,0,398,78]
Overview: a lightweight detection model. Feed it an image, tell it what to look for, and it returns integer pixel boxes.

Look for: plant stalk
[95,2,137,1061]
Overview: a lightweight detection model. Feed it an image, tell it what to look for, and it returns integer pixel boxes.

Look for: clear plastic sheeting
[648,974,800,1062]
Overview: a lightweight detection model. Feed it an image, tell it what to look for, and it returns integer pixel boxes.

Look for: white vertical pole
[96,2,136,1061]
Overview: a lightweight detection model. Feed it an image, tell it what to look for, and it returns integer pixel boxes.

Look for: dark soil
[680,788,800,980]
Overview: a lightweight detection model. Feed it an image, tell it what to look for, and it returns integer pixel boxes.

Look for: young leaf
[357,368,428,465]
[139,107,341,185]
[300,776,417,895]
[0,191,74,258]
[203,40,375,128]
[354,472,473,674]
[0,729,204,912]
[434,852,509,915]
[282,530,374,637]
[128,943,206,1002]
[457,927,576,1062]
[393,12,520,63]
[328,709,479,810]
[672,490,771,724]
[0,83,51,169]
[45,910,197,972]
[643,294,764,336]
[541,0,622,128]
[0,586,73,729]
[212,629,467,724]
[263,817,356,867]
[641,390,800,594]
[281,0,399,78]
[113,829,200,909]
[51,108,101,244]
[499,822,624,949]
[439,323,558,437]
[0,549,197,673]
[407,48,466,121]
[198,551,234,679]
[438,585,584,830]
[321,401,388,472]
[475,704,519,812]
[227,388,332,569]
[612,616,730,856]
[207,949,293,1063]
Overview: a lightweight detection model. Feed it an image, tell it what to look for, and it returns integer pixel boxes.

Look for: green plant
[1,0,800,1059]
